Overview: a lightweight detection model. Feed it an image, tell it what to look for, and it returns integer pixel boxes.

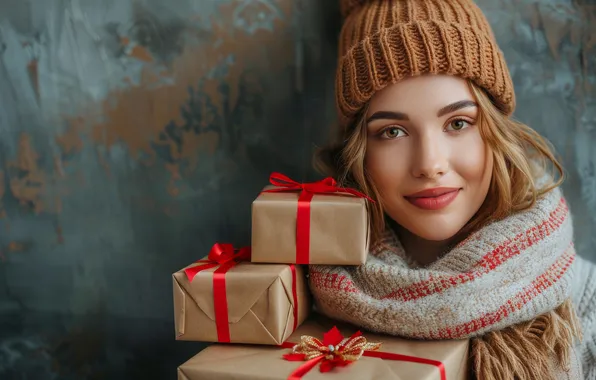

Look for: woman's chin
[387,210,471,242]
[400,222,464,242]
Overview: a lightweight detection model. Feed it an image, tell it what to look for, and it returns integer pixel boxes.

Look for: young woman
[309,1,596,379]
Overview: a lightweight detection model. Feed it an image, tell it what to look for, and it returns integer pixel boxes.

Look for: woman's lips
[404,188,461,210]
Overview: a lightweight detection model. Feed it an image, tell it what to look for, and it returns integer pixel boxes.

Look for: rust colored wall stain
[56,117,85,155]
[89,67,183,159]
[53,1,295,196]
[121,36,154,62]
[165,163,181,197]
[129,46,154,62]
[0,240,29,261]
[3,133,67,216]
[6,241,26,252]
[7,133,47,213]
[91,29,287,156]
[176,130,219,173]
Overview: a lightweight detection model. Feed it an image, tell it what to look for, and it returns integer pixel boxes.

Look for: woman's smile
[404,187,462,210]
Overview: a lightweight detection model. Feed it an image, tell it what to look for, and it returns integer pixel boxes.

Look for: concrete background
[0,0,594,379]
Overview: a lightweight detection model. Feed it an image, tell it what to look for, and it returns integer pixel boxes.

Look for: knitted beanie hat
[337,0,516,127]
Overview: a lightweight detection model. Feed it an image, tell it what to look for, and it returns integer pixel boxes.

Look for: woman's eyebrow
[366,100,477,123]
[366,111,409,123]
[437,100,478,117]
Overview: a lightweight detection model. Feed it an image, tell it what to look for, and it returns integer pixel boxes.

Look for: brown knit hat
[337,0,516,127]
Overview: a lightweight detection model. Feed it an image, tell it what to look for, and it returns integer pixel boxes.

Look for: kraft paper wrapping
[251,186,370,265]
[177,314,469,380]
[172,259,310,345]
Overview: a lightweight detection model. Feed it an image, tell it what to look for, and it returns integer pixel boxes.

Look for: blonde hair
[314,81,564,247]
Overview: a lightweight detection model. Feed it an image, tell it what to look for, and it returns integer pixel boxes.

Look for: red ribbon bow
[263,172,374,264]
[184,243,299,343]
[280,327,446,380]
[184,243,251,282]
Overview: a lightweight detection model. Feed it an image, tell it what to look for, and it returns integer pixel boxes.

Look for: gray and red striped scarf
[309,186,576,339]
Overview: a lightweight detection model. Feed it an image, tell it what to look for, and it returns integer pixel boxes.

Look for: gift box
[177,314,470,380]
[172,243,311,345]
[251,173,371,265]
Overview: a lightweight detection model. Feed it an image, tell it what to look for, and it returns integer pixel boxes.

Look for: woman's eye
[446,119,471,131]
[381,127,405,139]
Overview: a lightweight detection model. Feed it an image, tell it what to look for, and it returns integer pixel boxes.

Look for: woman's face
[365,75,493,241]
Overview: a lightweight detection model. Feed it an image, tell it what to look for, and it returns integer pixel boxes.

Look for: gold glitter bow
[283,326,382,371]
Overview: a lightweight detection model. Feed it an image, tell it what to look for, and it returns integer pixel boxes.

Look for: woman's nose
[411,133,449,179]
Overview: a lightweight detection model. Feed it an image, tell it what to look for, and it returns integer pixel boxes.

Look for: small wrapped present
[172,243,310,345]
[251,173,372,265]
[177,314,469,380]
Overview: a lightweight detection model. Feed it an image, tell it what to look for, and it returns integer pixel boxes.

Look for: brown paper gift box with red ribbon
[251,173,372,265]
[172,243,311,345]
[177,313,470,380]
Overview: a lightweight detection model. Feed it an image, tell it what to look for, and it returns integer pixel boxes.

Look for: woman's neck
[393,224,458,267]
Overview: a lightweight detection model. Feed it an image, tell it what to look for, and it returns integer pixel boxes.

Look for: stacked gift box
[172,172,470,379]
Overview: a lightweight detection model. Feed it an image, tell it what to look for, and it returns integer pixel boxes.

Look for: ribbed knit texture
[572,255,596,379]
[336,0,516,127]
[310,186,596,377]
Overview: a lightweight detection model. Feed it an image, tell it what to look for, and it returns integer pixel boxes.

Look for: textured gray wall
[481,0,596,260]
[0,0,593,379]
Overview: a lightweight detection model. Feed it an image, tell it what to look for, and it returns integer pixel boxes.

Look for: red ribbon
[280,327,446,380]
[184,243,300,342]
[263,172,374,264]
[184,243,251,282]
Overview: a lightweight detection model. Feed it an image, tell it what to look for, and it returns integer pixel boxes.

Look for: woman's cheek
[365,142,409,196]
[450,131,489,186]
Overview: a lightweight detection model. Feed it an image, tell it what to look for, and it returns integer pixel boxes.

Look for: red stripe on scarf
[381,197,568,301]
[429,247,575,339]
[308,272,359,293]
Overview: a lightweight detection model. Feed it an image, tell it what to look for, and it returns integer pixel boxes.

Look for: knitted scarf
[309,187,582,379]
